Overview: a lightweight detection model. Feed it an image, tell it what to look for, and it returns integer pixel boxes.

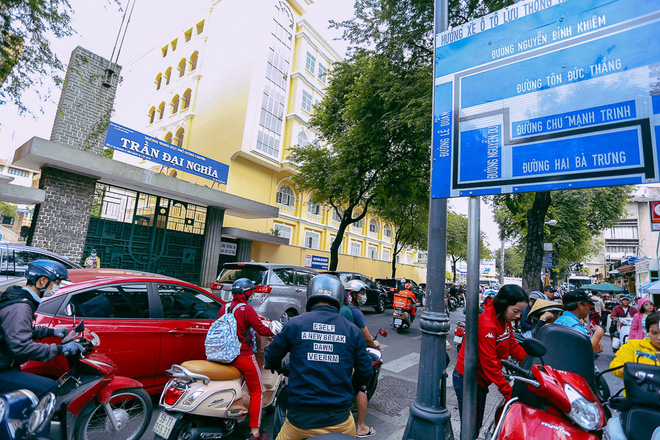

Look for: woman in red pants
[221,278,277,440]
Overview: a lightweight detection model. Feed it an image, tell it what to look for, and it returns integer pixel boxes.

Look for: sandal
[357,426,376,438]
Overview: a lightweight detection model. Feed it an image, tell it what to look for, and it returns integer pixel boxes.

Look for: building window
[383,248,391,261]
[178,58,186,77]
[189,51,199,71]
[297,130,309,147]
[196,20,205,35]
[171,39,178,51]
[405,253,412,264]
[7,167,29,177]
[148,107,155,124]
[158,102,165,120]
[155,73,162,90]
[318,64,328,83]
[255,1,294,159]
[369,219,378,234]
[350,241,362,257]
[329,235,336,251]
[185,29,192,42]
[182,89,192,110]
[305,52,316,73]
[307,195,320,216]
[164,132,173,144]
[162,46,168,57]
[175,127,185,147]
[304,230,320,249]
[171,95,180,114]
[353,215,364,230]
[302,90,313,112]
[368,245,378,260]
[273,223,292,243]
[165,67,172,85]
[384,224,392,238]
[277,185,295,207]
[332,207,343,222]
[396,254,401,263]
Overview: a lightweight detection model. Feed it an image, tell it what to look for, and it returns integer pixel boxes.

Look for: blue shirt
[22,286,41,305]
[348,305,366,328]
[555,311,588,335]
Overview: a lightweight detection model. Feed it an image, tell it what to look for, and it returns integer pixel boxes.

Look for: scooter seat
[181,360,243,380]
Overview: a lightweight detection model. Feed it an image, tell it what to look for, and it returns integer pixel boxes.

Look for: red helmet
[405,282,412,290]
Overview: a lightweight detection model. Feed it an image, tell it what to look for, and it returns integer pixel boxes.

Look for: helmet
[26,260,68,285]
[603,293,611,300]
[306,274,345,312]
[346,280,368,305]
[405,282,412,290]
[231,278,255,297]
[529,291,548,302]
[90,249,97,258]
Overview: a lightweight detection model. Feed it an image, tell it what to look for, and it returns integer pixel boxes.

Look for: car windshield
[218,267,267,285]
[376,279,397,288]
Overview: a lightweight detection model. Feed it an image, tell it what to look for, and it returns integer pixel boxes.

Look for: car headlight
[564,383,601,430]
[27,393,56,435]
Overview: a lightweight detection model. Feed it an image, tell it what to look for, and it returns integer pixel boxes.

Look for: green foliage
[495,246,524,278]
[446,211,491,280]
[0,202,18,218]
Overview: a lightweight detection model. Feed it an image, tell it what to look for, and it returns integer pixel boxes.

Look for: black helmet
[231,278,255,297]
[306,274,344,312]
[26,260,68,285]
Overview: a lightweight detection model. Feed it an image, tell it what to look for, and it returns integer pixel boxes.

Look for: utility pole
[402,0,452,438]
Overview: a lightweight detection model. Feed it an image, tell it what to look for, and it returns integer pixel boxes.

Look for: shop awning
[618,264,636,274]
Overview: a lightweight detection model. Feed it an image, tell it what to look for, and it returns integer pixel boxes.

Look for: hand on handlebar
[53,327,69,339]
[62,341,85,357]
[502,359,533,380]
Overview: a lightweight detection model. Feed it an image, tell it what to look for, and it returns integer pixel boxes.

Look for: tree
[491,186,632,292]
[291,52,428,270]
[495,246,524,278]
[446,211,491,282]
[0,202,18,218]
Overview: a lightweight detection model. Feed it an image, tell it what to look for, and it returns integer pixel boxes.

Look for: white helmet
[346,280,368,305]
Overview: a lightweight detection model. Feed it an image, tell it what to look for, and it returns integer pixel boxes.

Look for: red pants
[232,354,263,428]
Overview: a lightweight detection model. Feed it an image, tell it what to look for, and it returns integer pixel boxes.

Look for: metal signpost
[425,0,660,438]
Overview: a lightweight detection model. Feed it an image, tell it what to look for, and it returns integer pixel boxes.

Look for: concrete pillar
[200,206,225,287]
[28,47,121,261]
[236,239,252,262]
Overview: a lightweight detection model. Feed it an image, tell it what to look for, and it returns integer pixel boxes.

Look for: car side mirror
[521,338,547,358]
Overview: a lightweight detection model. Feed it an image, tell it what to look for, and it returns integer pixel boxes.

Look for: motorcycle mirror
[73,320,85,334]
[378,329,388,337]
[65,303,77,325]
[521,338,547,358]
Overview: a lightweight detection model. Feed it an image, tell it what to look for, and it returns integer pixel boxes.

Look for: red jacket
[455,303,526,400]
[610,305,638,320]
[219,294,273,356]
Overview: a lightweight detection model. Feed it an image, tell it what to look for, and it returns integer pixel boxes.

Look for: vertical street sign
[432,0,660,199]
[650,200,660,231]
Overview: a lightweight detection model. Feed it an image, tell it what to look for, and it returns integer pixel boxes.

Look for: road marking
[382,352,420,373]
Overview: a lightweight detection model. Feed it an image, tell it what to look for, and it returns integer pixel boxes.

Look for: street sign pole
[462,196,481,440]
[402,0,452,438]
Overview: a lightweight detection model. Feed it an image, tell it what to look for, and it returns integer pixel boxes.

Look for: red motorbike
[453,320,465,351]
[488,338,606,439]
[23,311,153,440]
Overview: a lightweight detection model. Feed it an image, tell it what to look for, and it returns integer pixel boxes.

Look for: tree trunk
[391,255,397,278]
[522,192,552,292]
[452,258,457,283]
[329,222,348,271]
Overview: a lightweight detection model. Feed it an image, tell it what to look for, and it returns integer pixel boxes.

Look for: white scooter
[611,316,633,352]
[153,324,283,440]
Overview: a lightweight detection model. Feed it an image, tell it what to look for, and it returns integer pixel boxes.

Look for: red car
[23,269,225,394]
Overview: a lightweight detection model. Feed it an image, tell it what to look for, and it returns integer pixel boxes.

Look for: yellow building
[115,0,426,282]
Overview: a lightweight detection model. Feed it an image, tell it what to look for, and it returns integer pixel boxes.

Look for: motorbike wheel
[396,327,404,334]
[73,387,152,440]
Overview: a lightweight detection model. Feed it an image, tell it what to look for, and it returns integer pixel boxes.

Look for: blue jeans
[453,369,489,439]
[0,369,57,397]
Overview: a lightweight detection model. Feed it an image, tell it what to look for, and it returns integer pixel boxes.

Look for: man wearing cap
[610,295,638,335]
[555,290,605,353]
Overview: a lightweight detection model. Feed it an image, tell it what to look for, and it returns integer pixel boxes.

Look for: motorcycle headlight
[27,393,56,435]
[564,383,601,430]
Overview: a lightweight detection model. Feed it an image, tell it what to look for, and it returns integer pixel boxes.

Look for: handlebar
[502,359,533,380]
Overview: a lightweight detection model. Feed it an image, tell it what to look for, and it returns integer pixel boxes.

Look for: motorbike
[44,308,153,440]
[0,390,55,440]
[453,321,465,351]
[486,337,606,439]
[272,329,387,439]
[155,319,283,440]
[391,307,413,333]
[447,295,458,312]
[611,317,633,353]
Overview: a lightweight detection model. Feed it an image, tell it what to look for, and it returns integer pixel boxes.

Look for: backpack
[205,303,247,363]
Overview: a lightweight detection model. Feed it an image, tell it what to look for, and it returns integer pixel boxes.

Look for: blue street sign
[542,251,554,269]
[305,255,330,270]
[105,122,229,184]
[432,0,660,198]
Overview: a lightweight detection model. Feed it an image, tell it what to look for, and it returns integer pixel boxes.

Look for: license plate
[153,412,177,439]
[394,319,402,325]
[453,335,463,344]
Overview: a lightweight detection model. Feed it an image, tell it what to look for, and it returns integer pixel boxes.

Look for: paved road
[143,305,624,440]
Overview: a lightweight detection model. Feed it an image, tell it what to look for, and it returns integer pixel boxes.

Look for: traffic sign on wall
[432,0,660,198]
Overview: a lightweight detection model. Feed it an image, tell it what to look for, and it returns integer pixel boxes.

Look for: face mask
[358,293,367,306]
[44,282,60,297]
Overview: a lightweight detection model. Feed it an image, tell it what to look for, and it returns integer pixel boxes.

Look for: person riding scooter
[219,278,275,440]
[393,283,417,322]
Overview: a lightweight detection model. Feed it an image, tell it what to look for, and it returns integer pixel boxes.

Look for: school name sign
[105,122,229,184]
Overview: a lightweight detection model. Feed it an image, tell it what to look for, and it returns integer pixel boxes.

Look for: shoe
[357,426,376,438]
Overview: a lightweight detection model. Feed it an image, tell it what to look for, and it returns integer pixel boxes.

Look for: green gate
[84,184,207,284]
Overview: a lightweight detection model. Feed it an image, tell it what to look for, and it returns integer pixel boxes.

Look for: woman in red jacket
[453,284,528,435]
[220,278,276,440]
